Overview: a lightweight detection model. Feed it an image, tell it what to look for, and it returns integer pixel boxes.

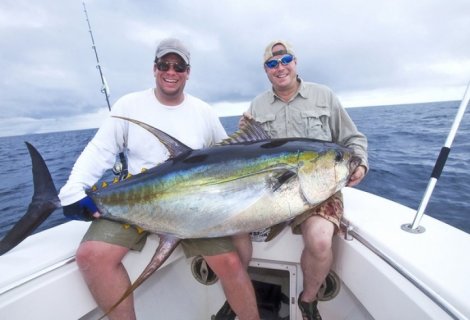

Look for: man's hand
[79,196,101,218]
[347,165,366,187]
[238,112,253,128]
[63,196,100,221]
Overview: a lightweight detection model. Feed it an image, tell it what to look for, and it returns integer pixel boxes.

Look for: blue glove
[63,196,99,221]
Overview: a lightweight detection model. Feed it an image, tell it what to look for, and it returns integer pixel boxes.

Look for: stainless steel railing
[342,219,467,320]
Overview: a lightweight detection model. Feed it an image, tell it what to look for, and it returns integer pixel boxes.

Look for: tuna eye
[334,151,343,162]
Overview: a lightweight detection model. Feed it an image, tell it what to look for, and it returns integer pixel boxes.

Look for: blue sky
[1,0,469,137]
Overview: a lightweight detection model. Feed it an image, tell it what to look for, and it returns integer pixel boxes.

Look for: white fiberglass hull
[0,188,469,320]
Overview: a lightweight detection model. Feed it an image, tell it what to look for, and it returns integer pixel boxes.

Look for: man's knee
[76,241,96,270]
[306,234,332,255]
[204,251,243,278]
[302,218,334,255]
[76,241,127,270]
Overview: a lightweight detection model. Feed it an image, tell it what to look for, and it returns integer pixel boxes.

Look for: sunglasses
[264,54,294,69]
[155,60,189,73]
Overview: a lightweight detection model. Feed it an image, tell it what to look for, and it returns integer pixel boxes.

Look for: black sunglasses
[155,60,189,73]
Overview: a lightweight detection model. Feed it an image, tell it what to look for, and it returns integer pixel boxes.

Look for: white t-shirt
[58,88,227,205]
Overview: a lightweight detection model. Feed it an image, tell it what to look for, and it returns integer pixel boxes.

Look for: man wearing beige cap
[59,38,259,320]
[239,40,368,319]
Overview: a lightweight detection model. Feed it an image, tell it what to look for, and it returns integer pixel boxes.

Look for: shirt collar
[269,77,306,103]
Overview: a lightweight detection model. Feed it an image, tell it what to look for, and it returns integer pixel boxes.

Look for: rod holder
[403,81,470,234]
[401,223,425,234]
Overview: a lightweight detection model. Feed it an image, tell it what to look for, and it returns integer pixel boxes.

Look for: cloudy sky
[1,0,469,137]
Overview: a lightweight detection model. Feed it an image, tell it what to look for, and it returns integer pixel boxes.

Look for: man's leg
[76,241,135,320]
[205,251,259,320]
[299,215,334,303]
[232,233,252,269]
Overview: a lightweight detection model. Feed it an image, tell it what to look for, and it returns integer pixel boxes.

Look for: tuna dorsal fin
[218,116,270,145]
[113,116,192,158]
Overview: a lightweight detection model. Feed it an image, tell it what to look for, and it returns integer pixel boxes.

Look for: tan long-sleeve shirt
[248,79,369,171]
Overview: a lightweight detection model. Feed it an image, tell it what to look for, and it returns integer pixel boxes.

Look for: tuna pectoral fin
[270,169,297,192]
[0,142,60,255]
[99,235,181,319]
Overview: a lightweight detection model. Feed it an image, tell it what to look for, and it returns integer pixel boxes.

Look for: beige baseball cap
[263,40,295,63]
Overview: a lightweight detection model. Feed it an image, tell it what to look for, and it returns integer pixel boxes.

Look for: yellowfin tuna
[1,118,360,318]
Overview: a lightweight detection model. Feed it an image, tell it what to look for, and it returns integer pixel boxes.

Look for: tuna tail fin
[98,235,181,320]
[0,142,60,255]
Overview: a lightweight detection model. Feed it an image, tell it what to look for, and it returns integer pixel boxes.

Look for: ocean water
[0,101,469,239]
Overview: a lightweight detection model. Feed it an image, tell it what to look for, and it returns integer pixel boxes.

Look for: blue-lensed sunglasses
[265,54,294,69]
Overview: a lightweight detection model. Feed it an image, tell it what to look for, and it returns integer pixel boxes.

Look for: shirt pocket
[301,108,331,140]
[255,114,277,138]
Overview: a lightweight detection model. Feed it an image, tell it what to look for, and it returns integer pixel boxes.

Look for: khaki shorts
[82,219,235,257]
[290,191,344,234]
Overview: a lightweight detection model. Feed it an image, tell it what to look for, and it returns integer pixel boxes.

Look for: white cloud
[0,109,109,137]
[213,101,249,117]
[0,2,48,29]
[1,0,469,137]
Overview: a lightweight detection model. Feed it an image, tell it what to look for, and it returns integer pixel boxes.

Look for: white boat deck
[0,188,469,319]
[338,188,470,320]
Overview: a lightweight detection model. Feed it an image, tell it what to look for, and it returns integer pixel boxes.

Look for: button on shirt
[248,78,368,170]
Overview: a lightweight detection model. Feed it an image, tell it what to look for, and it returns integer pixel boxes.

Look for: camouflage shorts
[290,191,344,234]
[82,219,235,257]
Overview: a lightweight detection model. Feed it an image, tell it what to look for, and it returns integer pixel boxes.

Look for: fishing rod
[402,81,470,233]
[0,3,128,257]
[82,1,111,111]
[82,1,128,179]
